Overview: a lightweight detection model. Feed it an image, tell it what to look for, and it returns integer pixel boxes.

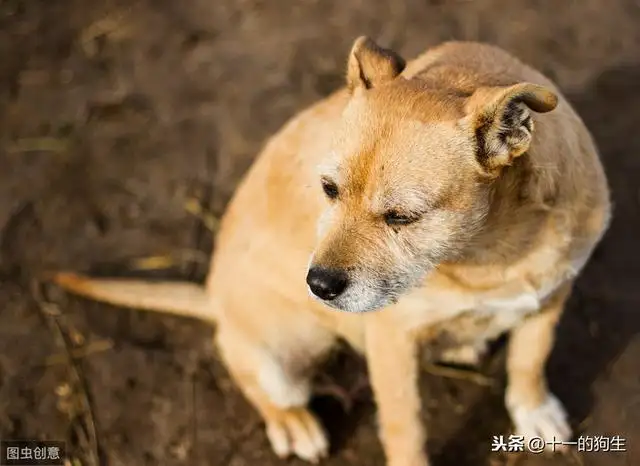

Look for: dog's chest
[405,282,543,359]
[435,293,538,353]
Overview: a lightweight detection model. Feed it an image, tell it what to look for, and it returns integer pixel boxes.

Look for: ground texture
[1,0,639,465]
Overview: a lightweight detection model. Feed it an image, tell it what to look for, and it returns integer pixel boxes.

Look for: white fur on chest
[399,280,546,343]
[344,269,571,355]
[409,286,544,362]
[474,291,541,334]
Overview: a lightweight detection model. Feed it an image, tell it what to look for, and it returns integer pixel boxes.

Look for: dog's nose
[306,267,349,301]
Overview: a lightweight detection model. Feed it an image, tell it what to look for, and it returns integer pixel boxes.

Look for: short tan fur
[52,37,611,466]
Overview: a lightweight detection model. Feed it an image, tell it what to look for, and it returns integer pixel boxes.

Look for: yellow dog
[54,37,611,466]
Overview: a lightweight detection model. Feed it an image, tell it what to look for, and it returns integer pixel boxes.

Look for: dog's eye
[321,178,339,200]
[383,210,417,226]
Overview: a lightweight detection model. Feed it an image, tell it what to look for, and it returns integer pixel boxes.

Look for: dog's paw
[266,408,329,463]
[507,392,572,452]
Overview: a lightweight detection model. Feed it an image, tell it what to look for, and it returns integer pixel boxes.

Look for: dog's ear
[346,36,406,92]
[467,83,558,172]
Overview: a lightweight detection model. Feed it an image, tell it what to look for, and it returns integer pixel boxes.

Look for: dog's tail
[51,272,216,323]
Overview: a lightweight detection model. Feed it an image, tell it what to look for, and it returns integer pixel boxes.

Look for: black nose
[306,267,349,300]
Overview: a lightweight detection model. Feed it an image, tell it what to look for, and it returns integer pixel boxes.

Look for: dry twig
[31,280,101,466]
[424,363,495,387]
[46,340,113,366]
[185,197,220,233]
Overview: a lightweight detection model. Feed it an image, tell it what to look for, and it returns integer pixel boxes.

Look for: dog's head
[306,37,558,313]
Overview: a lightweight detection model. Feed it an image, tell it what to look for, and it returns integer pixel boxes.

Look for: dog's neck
[453,153,558,268]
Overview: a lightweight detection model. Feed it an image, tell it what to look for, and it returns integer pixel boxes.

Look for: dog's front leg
[505,282,573,451]
[365,314,429,466]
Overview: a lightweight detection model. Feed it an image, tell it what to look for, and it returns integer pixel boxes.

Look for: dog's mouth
[307,274,407,313]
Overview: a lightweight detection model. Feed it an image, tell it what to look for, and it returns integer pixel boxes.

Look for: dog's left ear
[346,36,406,92]
[467,83,559,172]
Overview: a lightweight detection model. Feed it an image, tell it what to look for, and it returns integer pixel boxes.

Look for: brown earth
[1,0,639,465]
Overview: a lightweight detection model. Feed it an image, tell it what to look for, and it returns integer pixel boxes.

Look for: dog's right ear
[346,36,406,93]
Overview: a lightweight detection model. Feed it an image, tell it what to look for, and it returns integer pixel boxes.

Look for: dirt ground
[1,0,639,465]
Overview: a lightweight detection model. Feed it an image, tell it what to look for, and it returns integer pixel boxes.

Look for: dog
[53,37,611,466]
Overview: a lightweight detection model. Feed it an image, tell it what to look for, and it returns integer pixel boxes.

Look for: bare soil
[1,0,639,465]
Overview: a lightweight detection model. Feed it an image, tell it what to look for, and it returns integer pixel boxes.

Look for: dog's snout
[306,266,349,301]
